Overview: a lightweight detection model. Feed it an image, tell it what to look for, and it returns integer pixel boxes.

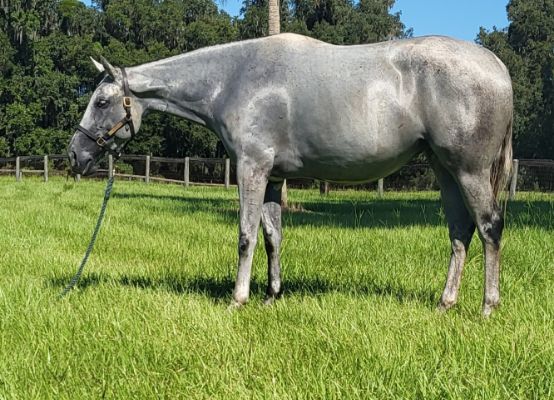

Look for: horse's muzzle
[67,148,95,176]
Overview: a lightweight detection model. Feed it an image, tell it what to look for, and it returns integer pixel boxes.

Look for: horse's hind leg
[431,158,476,311]
[261,180,283,304]
[454,170,504,316]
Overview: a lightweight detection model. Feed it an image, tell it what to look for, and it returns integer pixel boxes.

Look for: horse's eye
[96,99,109,108]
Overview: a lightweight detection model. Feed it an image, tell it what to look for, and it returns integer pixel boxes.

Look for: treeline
[0,0,552,159]
[478,0,553,159]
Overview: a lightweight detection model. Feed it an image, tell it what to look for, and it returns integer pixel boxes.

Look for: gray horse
[68,34,513,316]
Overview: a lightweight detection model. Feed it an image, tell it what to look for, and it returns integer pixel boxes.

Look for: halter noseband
[76,67,136,157]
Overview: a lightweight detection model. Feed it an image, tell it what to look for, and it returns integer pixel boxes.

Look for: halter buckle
[123,97,132,108]
[96,137,107,147]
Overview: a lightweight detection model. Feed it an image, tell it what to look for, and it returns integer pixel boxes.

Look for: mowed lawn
[0,176,552,399]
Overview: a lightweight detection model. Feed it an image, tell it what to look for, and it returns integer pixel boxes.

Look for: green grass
[0,176,552,399]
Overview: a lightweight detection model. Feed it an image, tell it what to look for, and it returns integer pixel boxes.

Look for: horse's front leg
[231,157,270,306]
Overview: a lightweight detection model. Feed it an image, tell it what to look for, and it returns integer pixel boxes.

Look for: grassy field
[0,176,552,399]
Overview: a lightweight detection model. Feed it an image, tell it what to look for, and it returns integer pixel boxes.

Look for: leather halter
[76,67,135,157]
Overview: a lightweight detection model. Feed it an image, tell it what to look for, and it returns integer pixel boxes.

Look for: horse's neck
[128,44,241,125]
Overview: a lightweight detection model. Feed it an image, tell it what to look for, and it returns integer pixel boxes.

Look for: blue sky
[80,0,509,41]
[391,0,509,40]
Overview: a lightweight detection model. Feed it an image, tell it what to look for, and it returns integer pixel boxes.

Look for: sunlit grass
[0,177,552,399]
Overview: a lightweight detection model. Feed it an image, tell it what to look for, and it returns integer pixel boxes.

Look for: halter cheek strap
[76,67,136,157]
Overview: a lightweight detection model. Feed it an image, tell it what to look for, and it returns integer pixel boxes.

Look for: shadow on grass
[113,192,443,228]
[112,191,554,230]
[50,272,438,308]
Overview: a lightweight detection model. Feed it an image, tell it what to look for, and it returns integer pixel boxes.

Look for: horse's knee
[238,234,252,256]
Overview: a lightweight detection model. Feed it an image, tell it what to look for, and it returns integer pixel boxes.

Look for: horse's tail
[491,114,513,201]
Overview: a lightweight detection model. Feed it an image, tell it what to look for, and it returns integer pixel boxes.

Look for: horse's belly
[273,127,424,182]
[310,144,422,182]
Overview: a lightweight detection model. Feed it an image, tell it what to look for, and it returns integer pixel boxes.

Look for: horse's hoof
[264,287,283,306]
[482,303,499,318]
[227,300,244,312]
[436,304,448,313]
[436,300,455,313]
[263,296,277,306]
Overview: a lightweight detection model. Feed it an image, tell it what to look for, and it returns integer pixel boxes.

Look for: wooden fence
[104,154,232,189]
[1,154,552,198]
[0,154,233,189]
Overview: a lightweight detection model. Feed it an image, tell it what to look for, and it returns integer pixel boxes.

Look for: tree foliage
[240,0,410,43]
[0,0,238,157]
[0,0,551,159]
[478,0,553,158]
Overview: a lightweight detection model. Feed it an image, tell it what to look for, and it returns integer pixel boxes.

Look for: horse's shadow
[112,191,445,229]
[111,191,554,230]
[50,272,439,308]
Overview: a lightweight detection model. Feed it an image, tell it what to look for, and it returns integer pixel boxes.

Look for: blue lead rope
[59,176,115,298]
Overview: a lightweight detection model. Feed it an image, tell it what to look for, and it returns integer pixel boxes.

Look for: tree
[265,0,289,205]
[478,0,554,158]
[0,0,239,158]
[268,0,280,35]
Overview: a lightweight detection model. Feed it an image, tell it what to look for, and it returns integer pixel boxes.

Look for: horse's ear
[99,56,121,81]
[90,57,104,73]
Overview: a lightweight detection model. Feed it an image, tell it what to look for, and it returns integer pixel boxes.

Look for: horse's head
[68,57,144,175]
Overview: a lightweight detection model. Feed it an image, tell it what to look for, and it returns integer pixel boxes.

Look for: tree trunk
[268,0,280,36]
[319,181,330,195]
[267,0,288,207]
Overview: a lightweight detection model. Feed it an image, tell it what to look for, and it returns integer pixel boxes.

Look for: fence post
[378,178,384,197]
[43,155,48,182]
[108,154,114,179]
[15,156,20,182]
[319,181,329,195]
[184,157,190,187]
[509,159,519,200]
[145,155,150,184]
[224,158,230,189]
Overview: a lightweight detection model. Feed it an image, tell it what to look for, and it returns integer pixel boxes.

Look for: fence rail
[1,155,553,196]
